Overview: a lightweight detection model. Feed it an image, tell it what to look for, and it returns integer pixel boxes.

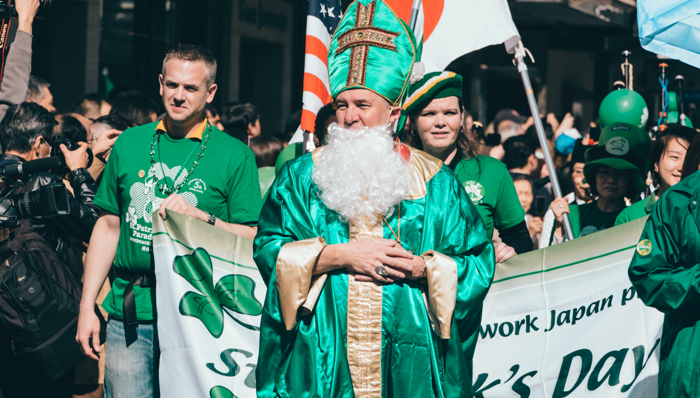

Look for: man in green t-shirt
[76,44,262,398]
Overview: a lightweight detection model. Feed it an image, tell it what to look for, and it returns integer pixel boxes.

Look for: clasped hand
[320,238,425,283]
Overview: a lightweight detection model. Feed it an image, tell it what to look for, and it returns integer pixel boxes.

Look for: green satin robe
[253,147,494,398]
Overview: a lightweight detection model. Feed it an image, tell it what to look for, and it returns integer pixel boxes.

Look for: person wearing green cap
[550,122,651,242]
[615,125,696,226]
[254,1,494,397]
[401,71,531,262]
[627,134,700,398]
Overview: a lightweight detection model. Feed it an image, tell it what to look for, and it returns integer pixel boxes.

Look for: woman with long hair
[402,71,531,262]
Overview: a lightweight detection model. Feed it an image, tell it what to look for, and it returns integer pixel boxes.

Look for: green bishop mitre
[328,0,420,106]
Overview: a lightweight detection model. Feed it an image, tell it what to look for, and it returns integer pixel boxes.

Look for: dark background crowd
[0,1,698,398]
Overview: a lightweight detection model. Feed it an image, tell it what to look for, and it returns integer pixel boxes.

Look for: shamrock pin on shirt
[452,155,525,238]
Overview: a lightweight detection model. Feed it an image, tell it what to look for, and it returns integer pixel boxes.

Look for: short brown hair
[682,133,700,180]
[162,43,217,86]
[250,136,284,168]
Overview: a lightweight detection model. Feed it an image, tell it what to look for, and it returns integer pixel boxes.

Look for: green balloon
[667,92,678,112]
[598,89,649,129]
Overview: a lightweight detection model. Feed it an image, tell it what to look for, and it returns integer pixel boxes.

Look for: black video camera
[50,135,93,176]
[0,156,70,229]
[0,183,69,228]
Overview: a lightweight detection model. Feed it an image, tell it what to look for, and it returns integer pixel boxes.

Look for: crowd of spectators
[0,1,698,398]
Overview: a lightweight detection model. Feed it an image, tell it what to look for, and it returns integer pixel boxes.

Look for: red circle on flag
[384,0,444,42]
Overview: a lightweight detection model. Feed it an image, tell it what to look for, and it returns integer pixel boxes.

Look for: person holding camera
[0,102,99,398]
[76,44,262,398]
[0,103,99,263]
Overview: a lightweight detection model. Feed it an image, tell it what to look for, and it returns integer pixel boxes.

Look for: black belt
[118,272,154,329]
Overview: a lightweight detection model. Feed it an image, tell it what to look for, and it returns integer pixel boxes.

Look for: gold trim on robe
[346,216,384,398]
[275,237,328,330]
[421,250,458,339]
[405,147,442,200]
[310,144,444,395]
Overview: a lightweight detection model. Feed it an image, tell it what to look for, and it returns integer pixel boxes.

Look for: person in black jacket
[0,102,99,270]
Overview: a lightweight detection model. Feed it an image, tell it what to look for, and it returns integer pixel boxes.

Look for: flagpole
[409,0,421,31]
[513,41,575,241]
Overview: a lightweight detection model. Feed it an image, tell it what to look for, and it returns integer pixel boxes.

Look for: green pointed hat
[328,0,420,106]
[397,71,463,132]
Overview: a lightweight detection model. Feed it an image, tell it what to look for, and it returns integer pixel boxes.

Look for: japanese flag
[385,0,521,72]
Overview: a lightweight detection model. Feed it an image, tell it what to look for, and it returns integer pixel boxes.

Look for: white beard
[312,123,413,224]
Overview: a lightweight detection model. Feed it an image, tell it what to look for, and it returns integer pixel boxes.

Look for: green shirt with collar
[614,194,657,226]
[95,119,262,321]
[628,169,700,398]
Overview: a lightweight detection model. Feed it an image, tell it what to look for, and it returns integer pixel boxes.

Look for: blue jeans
[104,319,160,398]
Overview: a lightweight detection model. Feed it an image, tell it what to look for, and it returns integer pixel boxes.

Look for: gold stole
[346,215,384,398]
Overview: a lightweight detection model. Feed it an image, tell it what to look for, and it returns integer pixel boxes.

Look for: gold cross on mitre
[335,1,400,87]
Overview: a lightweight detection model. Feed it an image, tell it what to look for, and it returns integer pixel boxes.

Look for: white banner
[153,211,663,398]
[473,218,664,398]
[153,210,264,398]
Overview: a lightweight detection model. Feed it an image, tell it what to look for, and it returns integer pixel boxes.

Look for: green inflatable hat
[598,89,649,129]
[583,122,651,191]
[328,0,420,106]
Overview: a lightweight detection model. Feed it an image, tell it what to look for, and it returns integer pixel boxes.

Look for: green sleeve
[492,165,525,230]
[226,151,263,226]
[614,207,630,226]
[628,194,700,318]
[94,135,122,215]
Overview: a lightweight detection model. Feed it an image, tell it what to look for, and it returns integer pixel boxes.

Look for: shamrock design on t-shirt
[464,181,486,205]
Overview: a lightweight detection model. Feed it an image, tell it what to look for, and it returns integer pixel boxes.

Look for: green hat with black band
[328,0,421,107]
[397,71,463,133]
[583,122,652,191]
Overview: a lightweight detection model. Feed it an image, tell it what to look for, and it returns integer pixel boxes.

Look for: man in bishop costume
[254,0,495,396]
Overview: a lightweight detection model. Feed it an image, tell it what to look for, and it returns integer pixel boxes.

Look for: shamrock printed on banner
[210,386,235,398]
[173,248,263,338]
[463,180,485,205]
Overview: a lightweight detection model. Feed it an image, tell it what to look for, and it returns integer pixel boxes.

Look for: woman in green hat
[628,133,700,397]
[402,71,531,262]
[550,122,651,242]
[615,125,696,226]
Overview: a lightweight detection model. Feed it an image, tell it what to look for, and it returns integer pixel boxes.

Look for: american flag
[300,0,343,133]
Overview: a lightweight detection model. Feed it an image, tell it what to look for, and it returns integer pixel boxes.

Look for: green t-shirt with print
[569,201,623,238]
[452,155,525,237]
[95,120,263,321]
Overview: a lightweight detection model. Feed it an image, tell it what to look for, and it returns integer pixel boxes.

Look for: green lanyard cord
[158,136,201,191]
